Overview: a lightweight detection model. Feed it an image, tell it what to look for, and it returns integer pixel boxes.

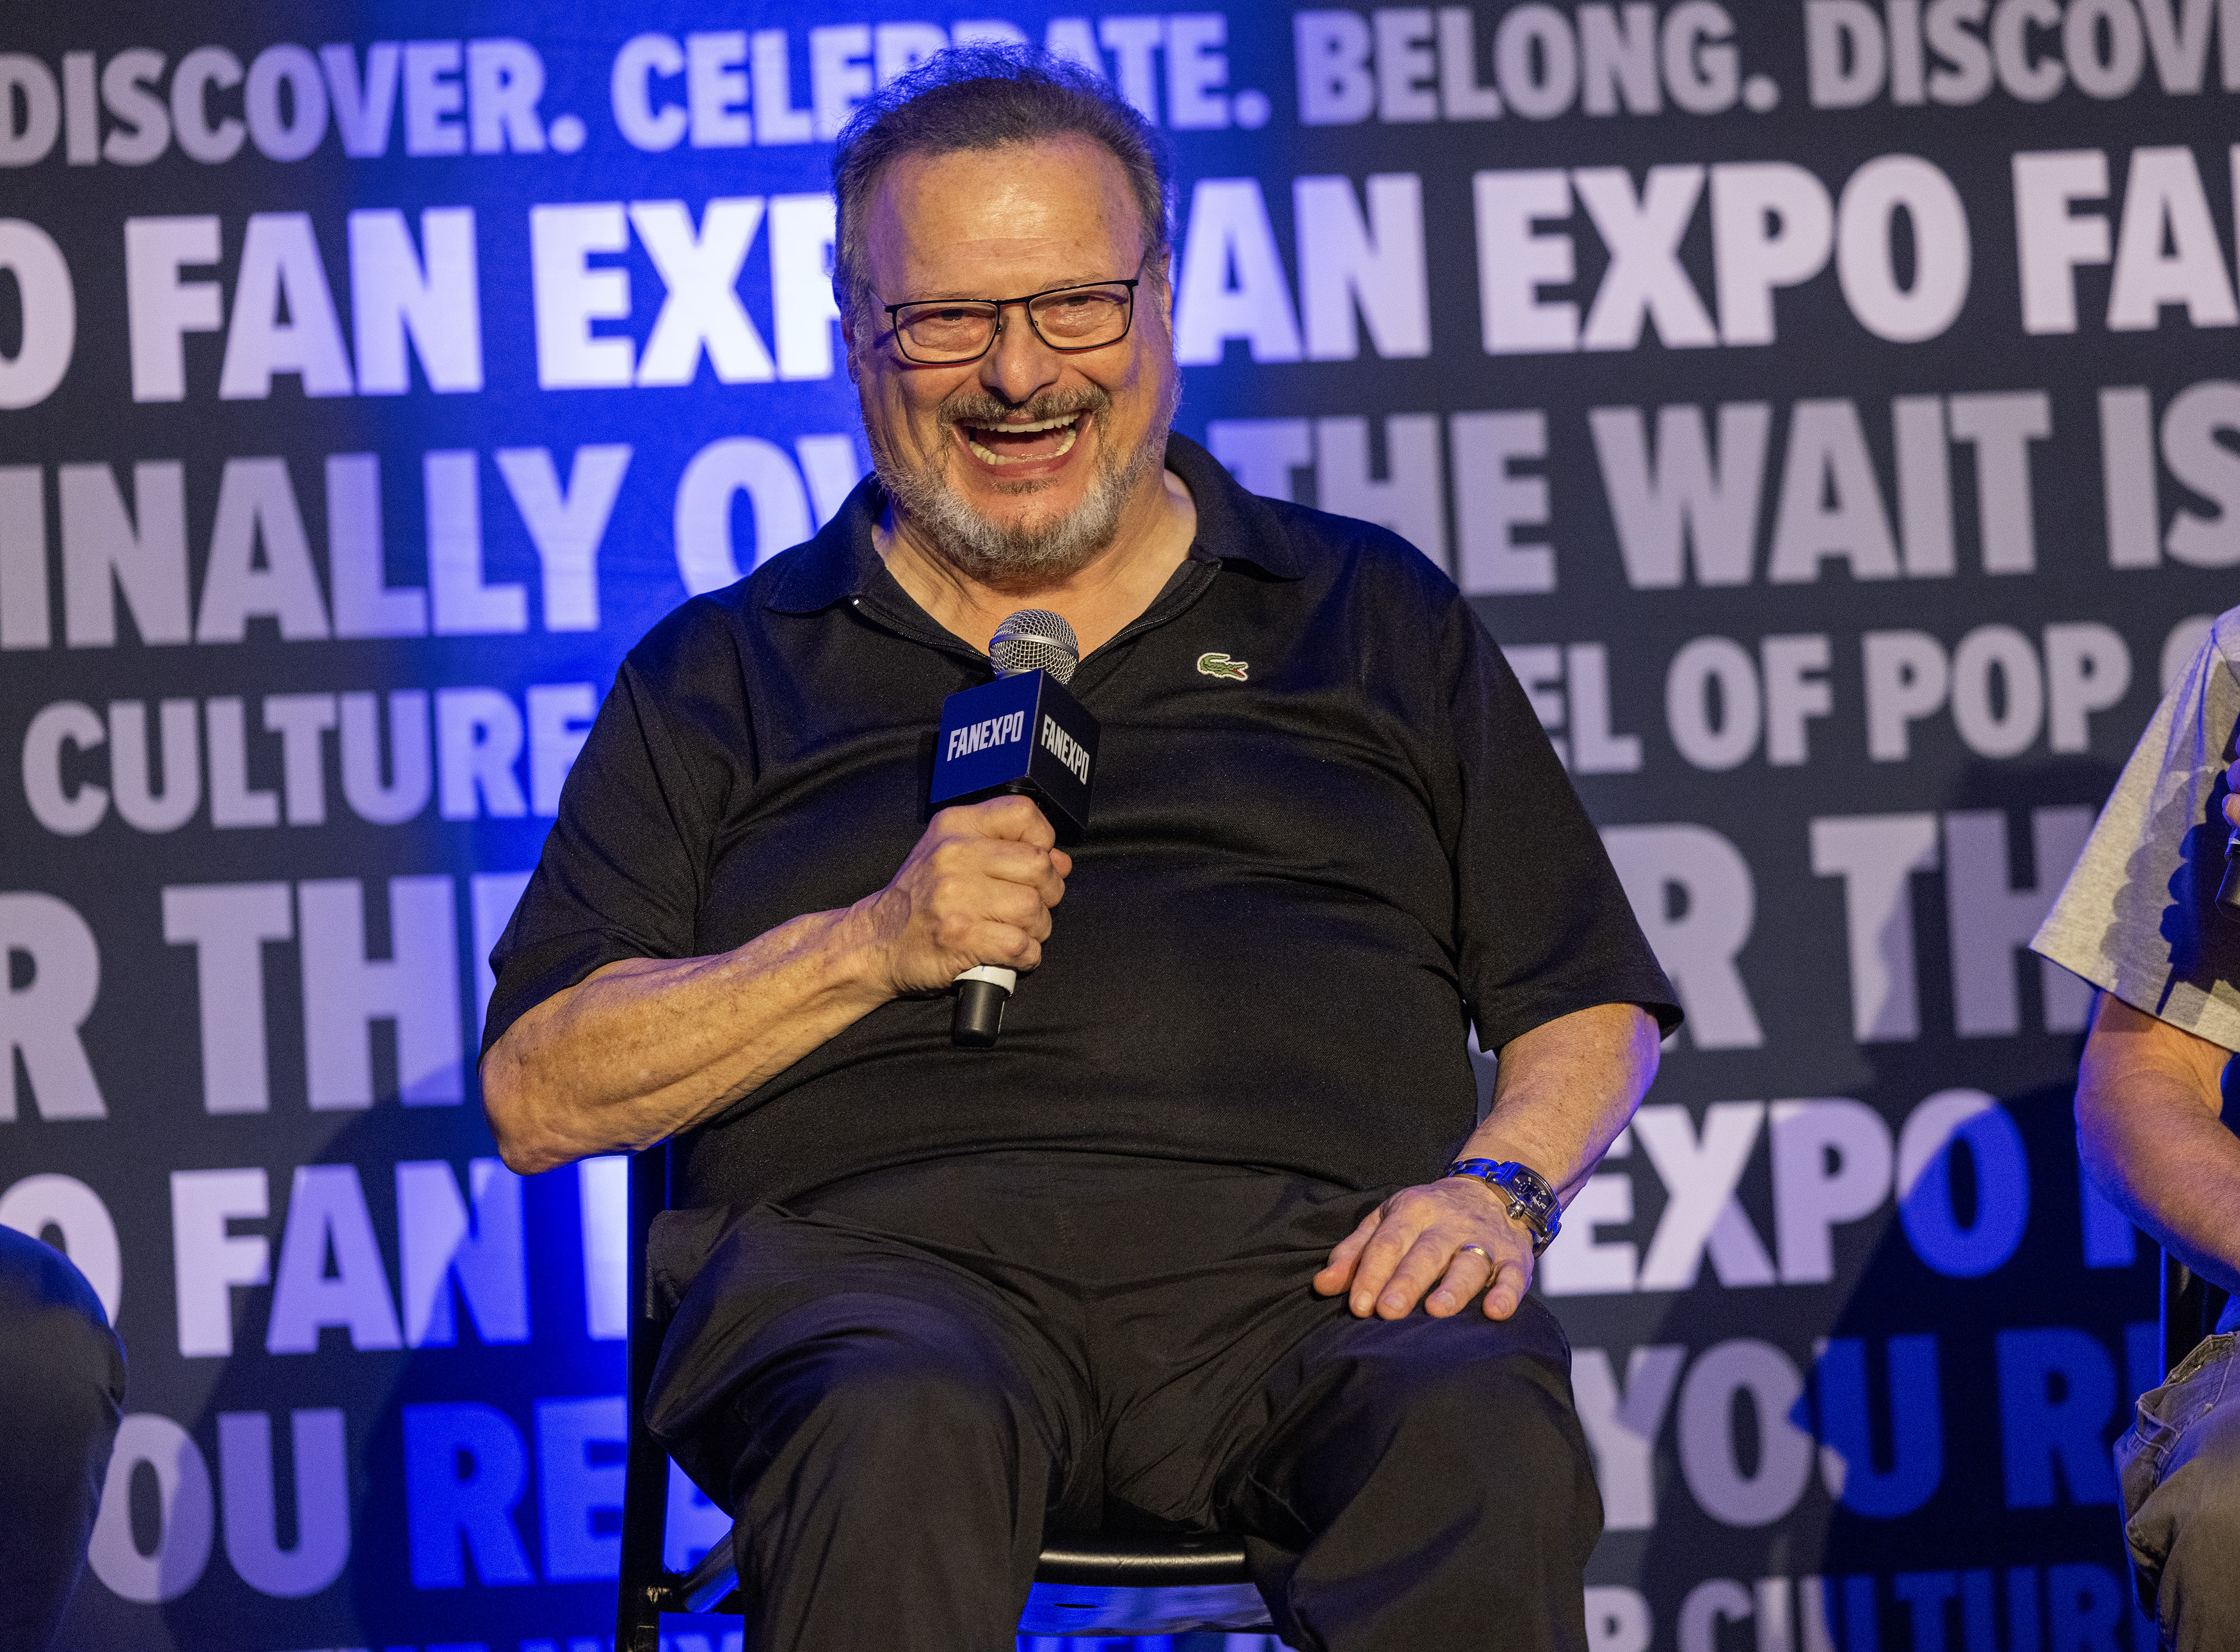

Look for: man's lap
[643,1152,1585,1532]
[2121,1331,2240,1646]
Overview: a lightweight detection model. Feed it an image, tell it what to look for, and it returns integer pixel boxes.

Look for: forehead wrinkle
[895,248,1114,301]
[865,138,1141,301]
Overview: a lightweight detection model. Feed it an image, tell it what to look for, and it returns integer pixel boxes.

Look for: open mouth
[958,412,1084,466]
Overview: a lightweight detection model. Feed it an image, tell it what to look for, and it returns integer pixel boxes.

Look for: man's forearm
[480,906,886,1176]
[480,796,1072,1175]
[1315,1000,1661,1322]
[2079,995,2240,1295]
[1462,1002,1661,1198]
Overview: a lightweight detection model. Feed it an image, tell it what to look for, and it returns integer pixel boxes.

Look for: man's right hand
[851,796,1071,997]
[483,796,1068,1173]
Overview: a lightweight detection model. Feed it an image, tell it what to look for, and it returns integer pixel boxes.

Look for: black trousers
[0,1225,125,1652]
[645,1153,1601,1652]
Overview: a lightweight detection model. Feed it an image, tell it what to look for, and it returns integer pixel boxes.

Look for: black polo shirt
[484,433,1679,1210]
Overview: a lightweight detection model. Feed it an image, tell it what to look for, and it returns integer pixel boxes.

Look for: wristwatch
[1443,1158,1561,1256]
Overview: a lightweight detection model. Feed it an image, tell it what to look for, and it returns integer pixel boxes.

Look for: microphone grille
[989,609,1080,684]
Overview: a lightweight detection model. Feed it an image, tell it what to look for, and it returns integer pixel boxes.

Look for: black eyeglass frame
[881,277,1142,365]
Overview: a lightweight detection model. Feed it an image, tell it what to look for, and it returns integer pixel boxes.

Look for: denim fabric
[2118,1333,2240,1650]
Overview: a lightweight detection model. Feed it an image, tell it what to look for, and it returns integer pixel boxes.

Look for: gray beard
[868,390,1176,584]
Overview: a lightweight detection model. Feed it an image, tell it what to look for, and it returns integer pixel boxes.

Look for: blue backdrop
[3,2,2233,1648]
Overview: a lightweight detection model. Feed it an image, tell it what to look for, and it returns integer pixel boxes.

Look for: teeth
[967,423,1080,465]
[967,412,1081,436]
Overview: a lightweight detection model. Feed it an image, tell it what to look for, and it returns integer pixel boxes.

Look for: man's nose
[980,304,1064,404]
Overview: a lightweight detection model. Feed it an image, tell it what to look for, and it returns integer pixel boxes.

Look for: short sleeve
[479,659,712,1059]
[2033,609,2240,1052]
[1444,603,1682,1051]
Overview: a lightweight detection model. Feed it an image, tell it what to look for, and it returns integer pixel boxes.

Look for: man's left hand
[1313,1177,1537,1321]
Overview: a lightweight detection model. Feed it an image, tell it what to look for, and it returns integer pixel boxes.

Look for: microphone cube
[931,669,1100,841]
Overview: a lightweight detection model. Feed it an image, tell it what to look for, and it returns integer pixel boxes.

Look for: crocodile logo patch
[1197,652,1249,681]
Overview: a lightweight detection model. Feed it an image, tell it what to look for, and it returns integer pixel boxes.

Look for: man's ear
[836,286,863,385]
[1146,257,1176,337]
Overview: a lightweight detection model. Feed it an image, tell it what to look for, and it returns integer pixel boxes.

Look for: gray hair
[830,44,1173,323]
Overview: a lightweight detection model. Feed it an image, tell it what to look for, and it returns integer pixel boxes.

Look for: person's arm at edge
[1314,1000,1660,1322]
[481,796,1069,1175]
[2077,992,2240,1295]
[2074,748,2240,1296]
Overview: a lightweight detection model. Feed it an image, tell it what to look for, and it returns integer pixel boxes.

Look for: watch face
[1482,1164,1559,1255]
[1494,1162,1554,1215]
[1447,1160,1557,1242]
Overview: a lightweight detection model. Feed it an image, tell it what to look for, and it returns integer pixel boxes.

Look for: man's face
[847,135,1178,582]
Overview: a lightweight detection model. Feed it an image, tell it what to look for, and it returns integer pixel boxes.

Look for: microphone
[2221,824,2240,919]
[929,609,1101,1047]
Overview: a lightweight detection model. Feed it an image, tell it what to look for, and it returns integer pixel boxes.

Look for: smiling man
[481,46,1677,1652]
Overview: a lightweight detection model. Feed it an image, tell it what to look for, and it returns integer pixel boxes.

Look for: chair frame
[619,1148,682,1651]
[2163,1248,2231,1381]
[612,1144,1272,1647]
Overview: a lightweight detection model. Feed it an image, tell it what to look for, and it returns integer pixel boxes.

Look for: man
[2035,608,2240,1652]
[0,1225,125,1652]
[482,46,1677,1652]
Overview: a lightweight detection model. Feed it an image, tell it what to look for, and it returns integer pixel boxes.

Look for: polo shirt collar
[1164,431,1304,580]
[762,431,1301,617]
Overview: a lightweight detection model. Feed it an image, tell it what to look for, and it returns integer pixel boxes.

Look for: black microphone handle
[2219,826,2240,918]
[952,974,1011,1047]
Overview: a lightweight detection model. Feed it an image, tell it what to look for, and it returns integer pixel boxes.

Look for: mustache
[938,385,1111,430]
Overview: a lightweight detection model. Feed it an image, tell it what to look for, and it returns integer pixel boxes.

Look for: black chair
[2162,1248,2231,1380]
[615,1148,1276,1649]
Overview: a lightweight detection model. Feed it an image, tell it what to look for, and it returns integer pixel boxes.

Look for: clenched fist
[851,795,1071,998]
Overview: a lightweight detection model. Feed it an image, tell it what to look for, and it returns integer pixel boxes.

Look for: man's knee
[2122,1352,2240,1646]
[2145,1437,2240,1642]
[2167,1474,2240,1556]
[708,1288,1056,1601]
[2147,1480,2240,1649]
[1332,1308,1576,1443]
[1269,1303,1592,1518]
[1238,1304,1600,1648]
[795,1310,1019,1434]
[720,1290,1040,1490]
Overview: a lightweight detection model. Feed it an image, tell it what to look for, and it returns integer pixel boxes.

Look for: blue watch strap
[1443,1158,1561,1255]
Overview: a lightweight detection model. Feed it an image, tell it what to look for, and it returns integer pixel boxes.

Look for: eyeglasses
[883,277,1140,364]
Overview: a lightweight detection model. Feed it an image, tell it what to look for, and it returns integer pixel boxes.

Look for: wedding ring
[1457,1244,1492,1262]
